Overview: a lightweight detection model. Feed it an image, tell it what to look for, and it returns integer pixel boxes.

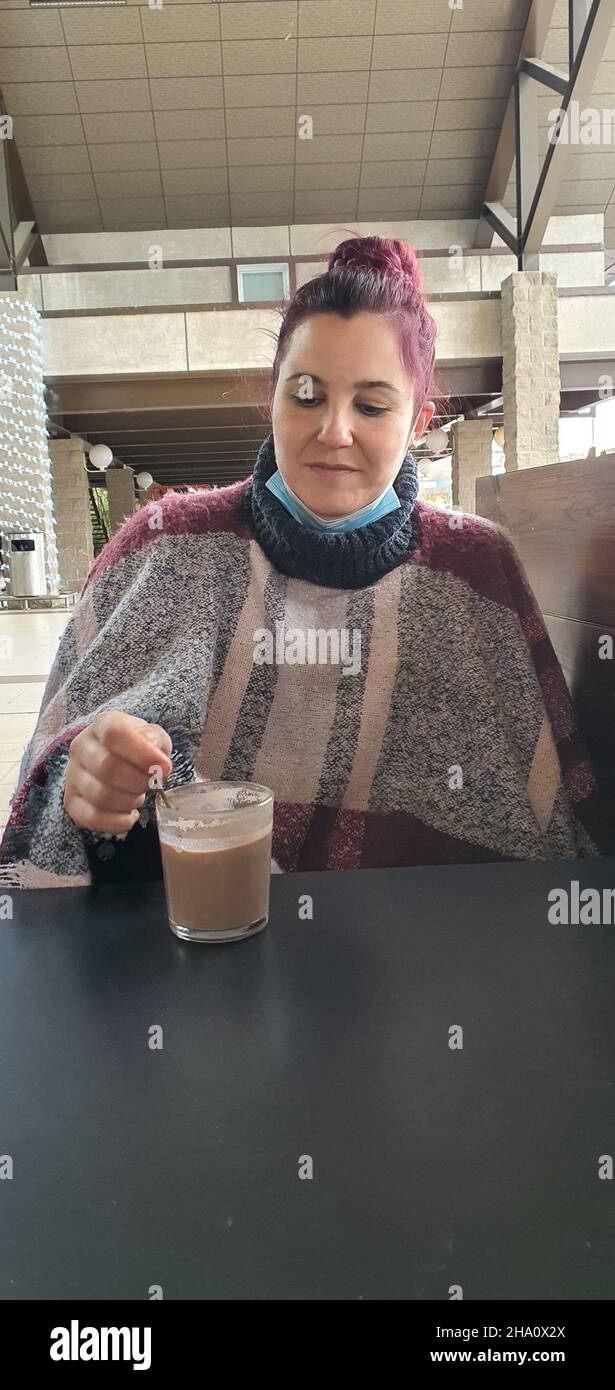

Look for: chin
[304,478,356,503]
[311,494,356,517]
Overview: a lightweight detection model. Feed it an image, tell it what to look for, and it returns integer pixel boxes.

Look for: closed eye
[290,394,388,417]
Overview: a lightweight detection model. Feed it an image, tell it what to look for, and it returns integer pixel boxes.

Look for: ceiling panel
[0,0,610,259]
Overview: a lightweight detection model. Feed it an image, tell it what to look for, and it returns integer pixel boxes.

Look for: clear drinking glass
[155,780,274,942]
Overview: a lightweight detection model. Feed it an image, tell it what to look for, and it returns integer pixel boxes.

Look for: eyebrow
[285,372,401,395]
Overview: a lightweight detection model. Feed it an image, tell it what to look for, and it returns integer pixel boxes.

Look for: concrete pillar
[501,270,560,471]
[106,467,136,534]
[0,291,59,594]
[450,418,493,513]
[48,436,94,593]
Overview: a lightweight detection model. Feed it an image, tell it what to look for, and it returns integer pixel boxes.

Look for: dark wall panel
[476,455,615,802]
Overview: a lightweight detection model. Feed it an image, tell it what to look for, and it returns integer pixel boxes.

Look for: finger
[141,723,174,760]
[74,745,153,797]
[65,794,141,836]
[94,711,174,766]
[73,769,148,814]
[96,723,173,780]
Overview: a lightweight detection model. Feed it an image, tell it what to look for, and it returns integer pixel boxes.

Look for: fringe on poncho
[1,435,612,887]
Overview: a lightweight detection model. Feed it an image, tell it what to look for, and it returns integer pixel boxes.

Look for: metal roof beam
[474,0,615,267]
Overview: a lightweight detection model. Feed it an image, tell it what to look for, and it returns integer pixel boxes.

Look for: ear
[407,401,436,450]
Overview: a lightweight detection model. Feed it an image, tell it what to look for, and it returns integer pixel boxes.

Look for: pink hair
[264,233,441,429]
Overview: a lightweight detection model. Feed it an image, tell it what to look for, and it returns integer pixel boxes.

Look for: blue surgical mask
[265,468,401,534]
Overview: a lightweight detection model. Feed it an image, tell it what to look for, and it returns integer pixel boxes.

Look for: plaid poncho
[0,434,611,887]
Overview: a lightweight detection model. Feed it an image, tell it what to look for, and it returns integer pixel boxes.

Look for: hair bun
[327,236,422,291]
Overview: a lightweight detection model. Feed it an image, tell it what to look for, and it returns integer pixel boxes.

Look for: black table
[1,857,615,1301]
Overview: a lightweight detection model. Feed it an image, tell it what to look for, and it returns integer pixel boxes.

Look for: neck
[241,432,421,590]
[281,473,397,527]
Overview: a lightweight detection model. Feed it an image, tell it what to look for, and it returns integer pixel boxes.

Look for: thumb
[142,723,173,763]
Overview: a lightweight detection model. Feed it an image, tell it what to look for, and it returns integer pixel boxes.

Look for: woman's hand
[64,710,173,835]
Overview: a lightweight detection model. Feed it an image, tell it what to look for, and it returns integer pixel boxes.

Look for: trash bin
[6,530,47,597]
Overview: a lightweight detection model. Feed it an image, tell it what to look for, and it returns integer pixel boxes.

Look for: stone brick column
[450,418,493,513]
[48,436,94,593]
[106,467,136,534]
[501,270,560,471]
[0,291,59,595]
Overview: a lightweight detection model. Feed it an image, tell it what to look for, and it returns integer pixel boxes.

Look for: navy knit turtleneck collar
[241,432,421,590]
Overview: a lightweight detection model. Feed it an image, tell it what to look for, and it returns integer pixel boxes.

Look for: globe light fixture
[88,443,113,470]
[424,427,449,456]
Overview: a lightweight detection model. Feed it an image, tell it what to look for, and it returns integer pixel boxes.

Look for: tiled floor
[0,611,71,833]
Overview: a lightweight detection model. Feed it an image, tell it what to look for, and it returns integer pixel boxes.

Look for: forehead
[285,312,407,377]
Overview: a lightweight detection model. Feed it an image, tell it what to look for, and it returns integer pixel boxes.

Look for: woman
[0,236,611,887]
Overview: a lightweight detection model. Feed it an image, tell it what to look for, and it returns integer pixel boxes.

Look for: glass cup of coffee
[155,780,274,942]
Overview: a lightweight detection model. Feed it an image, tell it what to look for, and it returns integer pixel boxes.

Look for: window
[237,264,290,304]
[30,2,126,8]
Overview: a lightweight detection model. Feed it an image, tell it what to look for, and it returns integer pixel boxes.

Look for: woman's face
[271,311,435,518]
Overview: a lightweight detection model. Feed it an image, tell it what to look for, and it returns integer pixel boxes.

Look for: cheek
[272,413,294,458]
[274,404,311,459]
[271,395,282,432]
[271,408,301,475]
[388,417,414,459]
[368,415,406,454]
[273,396,294,433]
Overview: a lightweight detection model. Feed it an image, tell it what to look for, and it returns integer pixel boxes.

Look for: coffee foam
[160,825,270,853]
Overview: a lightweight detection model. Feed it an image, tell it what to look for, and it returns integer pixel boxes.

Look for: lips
[306,463,355,473]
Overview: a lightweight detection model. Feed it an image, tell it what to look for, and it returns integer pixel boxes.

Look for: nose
[315,408,354,448]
